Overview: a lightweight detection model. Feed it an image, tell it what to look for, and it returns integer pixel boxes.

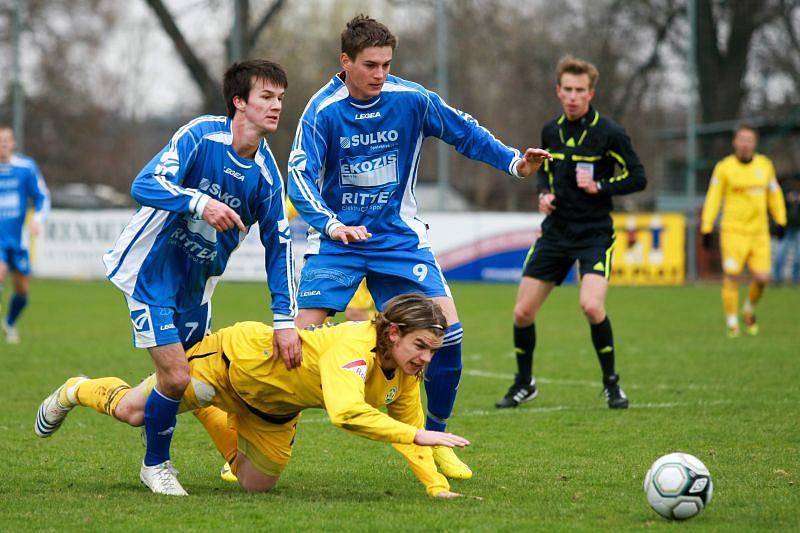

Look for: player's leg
[577,230,628,409]
[719,231,745,337]
[579,273,627,408]
[229,411,297,492]
[2,250,31,343]
[367,250,471,479]
[0,256,7,332]
[496,235,568,408]
[124,296,192,495]
[791,229,800,284]
[495,277,554,408]
[344,279,374,321]
[742,232,772,336]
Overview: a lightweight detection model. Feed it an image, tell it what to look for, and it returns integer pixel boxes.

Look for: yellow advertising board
[610,213,685,285]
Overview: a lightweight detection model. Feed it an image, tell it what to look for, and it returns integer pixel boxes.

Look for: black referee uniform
[523,106,647,283]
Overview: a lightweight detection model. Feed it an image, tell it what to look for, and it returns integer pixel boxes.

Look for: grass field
[1,280,798,531]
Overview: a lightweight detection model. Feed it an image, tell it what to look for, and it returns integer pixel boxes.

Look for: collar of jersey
[347,93,382,109]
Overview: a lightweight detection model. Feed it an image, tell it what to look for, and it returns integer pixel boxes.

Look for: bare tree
[143,0,286,113]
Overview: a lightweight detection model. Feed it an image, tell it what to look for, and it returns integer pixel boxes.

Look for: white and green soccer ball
[644,452,713,520]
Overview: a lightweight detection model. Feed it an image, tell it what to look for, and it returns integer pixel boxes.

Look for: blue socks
[6,294,28,326]
[424,323,463,432]
[143,387,181,466]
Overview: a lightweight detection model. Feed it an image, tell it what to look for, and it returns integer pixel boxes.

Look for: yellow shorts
[143,331,299,477]
[347,279,374,310]
[720,230,771,275]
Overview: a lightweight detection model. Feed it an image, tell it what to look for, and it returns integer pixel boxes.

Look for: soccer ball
[643,452,713,520]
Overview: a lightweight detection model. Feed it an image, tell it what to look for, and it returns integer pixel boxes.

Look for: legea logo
[339,129,398,149]
[355,111,381,120]
[224,167,245,181]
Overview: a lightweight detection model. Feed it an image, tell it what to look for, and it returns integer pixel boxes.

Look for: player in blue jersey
[0,126,50,344]
[36,61,300,496]
[287,15,550,480]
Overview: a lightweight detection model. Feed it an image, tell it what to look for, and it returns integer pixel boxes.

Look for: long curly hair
[373,293,447,373]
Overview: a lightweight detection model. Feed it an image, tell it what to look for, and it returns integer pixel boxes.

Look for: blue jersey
[0,154,50,249]
[103,116,296,324]
[288,73,523,254]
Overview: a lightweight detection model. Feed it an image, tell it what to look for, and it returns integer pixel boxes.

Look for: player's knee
[513,304,537,326]
[160,368,191,397]
[114,402,144,427]
[238,473,279,493]
[580,299,605,322]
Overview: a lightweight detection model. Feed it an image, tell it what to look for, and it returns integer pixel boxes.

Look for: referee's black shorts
[522,217,616,285]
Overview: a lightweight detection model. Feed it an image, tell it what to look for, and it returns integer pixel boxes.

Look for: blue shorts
[125,295,212,349]
[0,246,30,275]
[298,248,451,312]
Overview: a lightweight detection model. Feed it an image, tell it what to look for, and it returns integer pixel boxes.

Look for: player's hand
[202,198,246,233]
[538,192,556,215]
[330,225,372,244]
[274,328,302,370]
[775,225,786,240]
[29,219,42,237]
[434,490,462,499]
[576,169,599,194]
[414,429,470,448]
[515,148,552,178]
[701,232,712,250]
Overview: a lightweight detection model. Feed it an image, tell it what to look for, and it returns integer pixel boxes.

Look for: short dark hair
[734,122,758,138]
[223,59,288,118]
[556,55,599,90]
[341,14,397,60]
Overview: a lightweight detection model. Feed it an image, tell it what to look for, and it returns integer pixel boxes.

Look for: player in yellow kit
[700,124,787,337]
[35,294,467,497]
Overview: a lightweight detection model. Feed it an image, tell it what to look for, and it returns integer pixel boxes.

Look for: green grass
[1,280,798,531]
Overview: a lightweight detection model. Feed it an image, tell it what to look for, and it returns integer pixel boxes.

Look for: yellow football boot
[743,312,759,336]
[432,446,473,480]
[220,462,238,483]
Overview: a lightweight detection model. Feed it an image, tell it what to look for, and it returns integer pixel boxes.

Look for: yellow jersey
[701,154,786,235]
[215,320,449,495]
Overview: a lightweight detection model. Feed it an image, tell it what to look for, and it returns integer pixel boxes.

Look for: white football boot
[35,377,88,437]
[2,321,20,344]
[140,461,188,496]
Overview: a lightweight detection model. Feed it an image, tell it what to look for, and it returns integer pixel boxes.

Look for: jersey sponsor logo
[355,111,382,120]
[198,178,242,209]
[339,151,398,189]
[339,129,399,150]
[341,190,393,212]
[384,386,398,404]
[341,359,368,381]
[159,324,176,331]
[130,309,151,333]
[224,167,246,181]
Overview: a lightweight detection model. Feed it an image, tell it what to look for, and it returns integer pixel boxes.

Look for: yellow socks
[722,278,739,327]
[747,281,764,309]
[193,406,238,469]
[60,377,131,419]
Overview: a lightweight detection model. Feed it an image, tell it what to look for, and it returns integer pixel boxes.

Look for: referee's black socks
[590,317,615,377]
[513,323,536,382]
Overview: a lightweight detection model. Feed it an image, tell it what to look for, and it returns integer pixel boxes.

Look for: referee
[496,56,646,409]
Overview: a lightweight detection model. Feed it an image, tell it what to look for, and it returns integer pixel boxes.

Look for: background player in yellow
[35,294,468,498]
[700,124,787,337]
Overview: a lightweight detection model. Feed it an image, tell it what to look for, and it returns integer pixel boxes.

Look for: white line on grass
[463,368,713,391]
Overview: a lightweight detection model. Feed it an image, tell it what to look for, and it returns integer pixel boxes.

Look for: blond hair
[556,55,599,89]
[373,293,447,363]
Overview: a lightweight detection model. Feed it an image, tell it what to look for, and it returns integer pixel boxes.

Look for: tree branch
[245,0,286,55]
[143,0,221,107]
